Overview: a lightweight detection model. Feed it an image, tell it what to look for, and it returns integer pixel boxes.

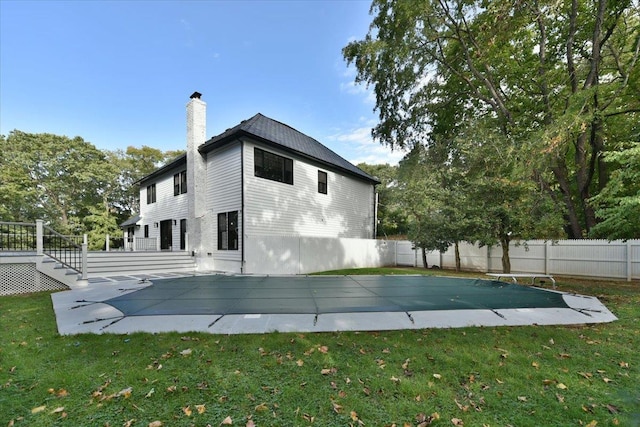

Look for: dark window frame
[144,224,149,238]
[217,211,239,251]
[146,183,156,204]
[174,170,187,196]
[318,170,328,194]
[254,147,293,185]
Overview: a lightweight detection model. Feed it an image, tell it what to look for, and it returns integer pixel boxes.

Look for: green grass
[1,268,639,426]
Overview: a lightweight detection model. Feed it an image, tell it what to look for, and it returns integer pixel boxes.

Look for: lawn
[1,268,638,426]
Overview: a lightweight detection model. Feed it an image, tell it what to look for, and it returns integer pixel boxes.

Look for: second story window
[254,147,293,185]
[174,171,187,196]
[146,183,156,204]
[318,170,327,194]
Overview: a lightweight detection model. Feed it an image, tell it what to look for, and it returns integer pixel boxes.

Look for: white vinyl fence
[241,236,638,281]
[398,239,640,282]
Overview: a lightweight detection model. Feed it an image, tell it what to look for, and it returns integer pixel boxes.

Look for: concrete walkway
[51,274,618,335]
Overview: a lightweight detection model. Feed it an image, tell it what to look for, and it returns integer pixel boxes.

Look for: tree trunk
[421,247,428,269]
[454,242,461,272]
[500,237,511,273]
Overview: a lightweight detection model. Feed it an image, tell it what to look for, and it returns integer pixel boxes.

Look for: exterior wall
[203,143,243,272]
[244,236,394,275]
[242,138,375,239]
[139,164,189,251]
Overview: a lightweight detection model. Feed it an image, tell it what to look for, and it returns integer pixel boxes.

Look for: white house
[122,92,380,273]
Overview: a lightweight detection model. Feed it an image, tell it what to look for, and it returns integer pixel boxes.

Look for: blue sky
[0,0,405,165]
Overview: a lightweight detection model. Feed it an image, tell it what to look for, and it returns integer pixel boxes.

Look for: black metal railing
[43,225,84,274]
[0,222,37,251]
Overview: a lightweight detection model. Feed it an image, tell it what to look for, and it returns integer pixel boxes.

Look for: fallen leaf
[255,403,269,412]
[558,353,571,359]
[124,419,135,427]
[603,377,613,383]
[532,362,540,369]
[451,417,464,425]
[196,404,206,414]
[221,415,233,425]
[332,401,343,413]
[433,373,442,379]
[180,348,192,356]
[51,407,65,414]
[585,421,597,427]
[318,345,329,353]
[31,405,46,414]
[557,383,567,390]
[117,387,132,398]
[166,385,177,392]
[183,406,192,416]
[296,359,304,366]
[518,396,528,402]
[350,410,359,421]
[402,359,410,369]
[148,422,163,427]
[145,388,155,398]
[607,404,619,414]
[246,420,256,427]
[390,376,400,383]
[619,361,629,369]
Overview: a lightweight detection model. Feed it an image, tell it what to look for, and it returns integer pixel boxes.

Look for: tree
[0,131,115,233]
[590,141,640,239]
[357,163,409,238]
[344,0,640,238]
[110,146,184,216]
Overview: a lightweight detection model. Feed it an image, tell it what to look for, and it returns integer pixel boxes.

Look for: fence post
[486,245,491,272]
[36,220,44,255]
[627,240,632,282]
[105,234,110,252]
[545,241,551,275]
[82,234,88,280]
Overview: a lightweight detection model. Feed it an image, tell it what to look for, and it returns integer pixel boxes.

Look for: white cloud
[327,123,406,165]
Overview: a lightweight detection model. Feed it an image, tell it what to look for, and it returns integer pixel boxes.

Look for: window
[144,225,149,238]
[318,170,327,194]
[217,211,238,250]
[254,147,293,185]
[146,184,156,204]
[174,171,187,196]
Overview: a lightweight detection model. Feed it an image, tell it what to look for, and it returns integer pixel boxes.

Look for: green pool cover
[103,275,568,317]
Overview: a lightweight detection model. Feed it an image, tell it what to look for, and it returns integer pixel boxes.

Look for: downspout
[373,186,378,239]
[241,139,245,273]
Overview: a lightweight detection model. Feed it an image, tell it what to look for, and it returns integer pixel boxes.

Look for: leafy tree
[590,141,640,239]
[344,0,640,238]
[110,146,184,217]
[0,131,114,233]
[357,163,409,238]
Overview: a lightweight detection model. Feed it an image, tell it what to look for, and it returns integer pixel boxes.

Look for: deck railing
[43,225,87,278]
[0,222,37,251]
[0,220,88,280]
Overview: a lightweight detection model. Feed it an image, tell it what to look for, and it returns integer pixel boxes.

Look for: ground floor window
[217,211,238,250]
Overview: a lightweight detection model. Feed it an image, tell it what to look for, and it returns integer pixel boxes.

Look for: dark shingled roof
[120,214,141,228]
[200,113,379,184]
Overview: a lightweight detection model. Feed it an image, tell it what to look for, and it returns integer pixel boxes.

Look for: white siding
[204,143,242,270]
[243,139,375,239]
[139,165,188,250]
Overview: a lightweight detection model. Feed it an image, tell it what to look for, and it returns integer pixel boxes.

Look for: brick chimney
[186,92,207,254]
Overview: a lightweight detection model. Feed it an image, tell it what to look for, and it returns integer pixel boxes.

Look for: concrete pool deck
[51,274,618,335]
